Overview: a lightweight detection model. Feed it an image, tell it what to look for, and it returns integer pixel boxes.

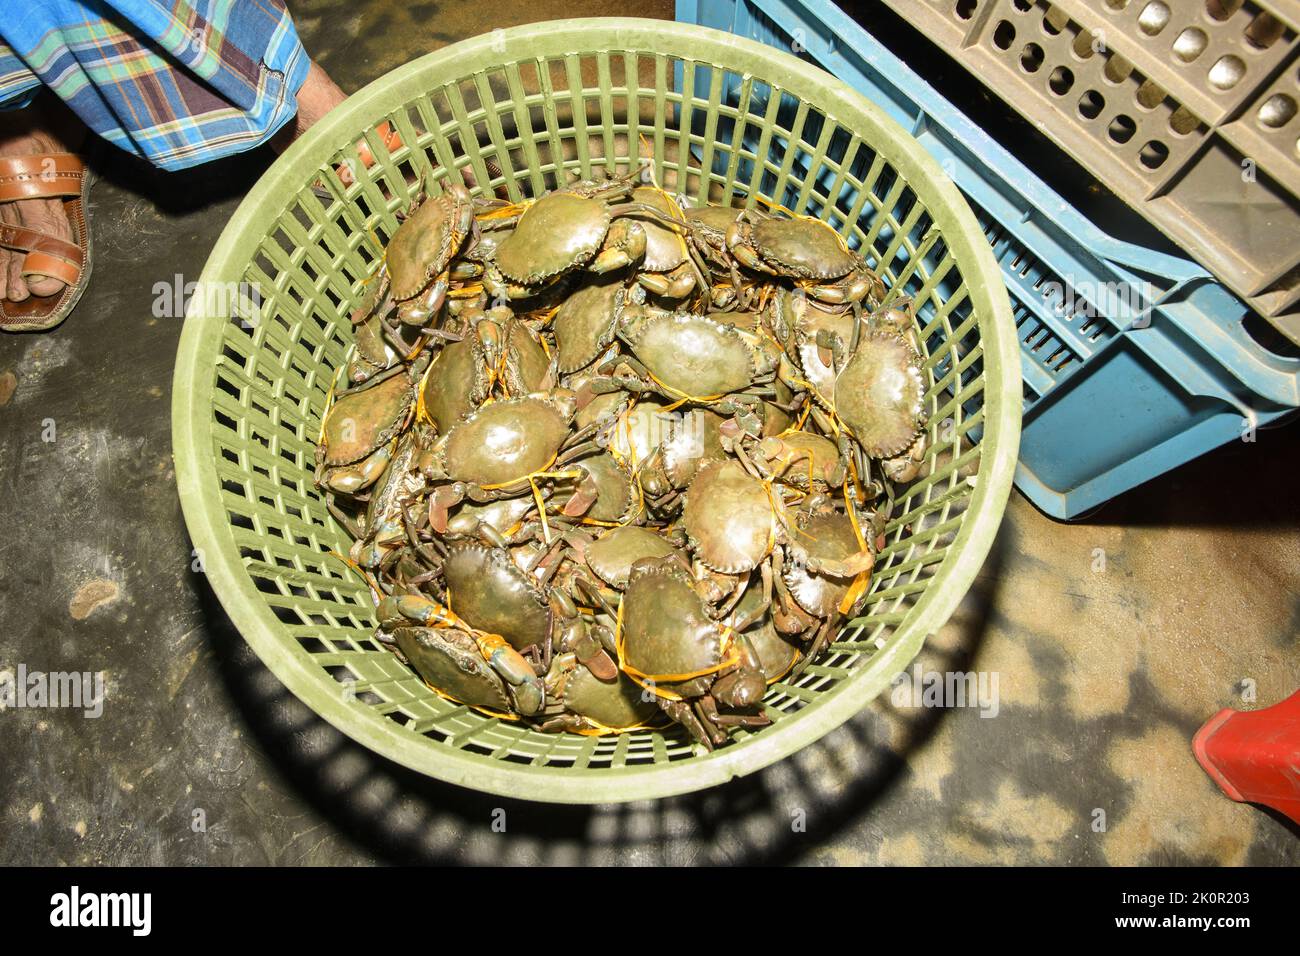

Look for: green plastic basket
[172,18,1021,804]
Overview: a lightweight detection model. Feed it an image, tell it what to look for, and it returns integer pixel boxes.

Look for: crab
[347,313,401,385]
[826,319,928,461]
[725,582,800,684]
[684,204,748,309]
[681,458,777,575]
[617,555,770,749]
[627,186,700,300]
[551,276,630,375]
[417,304,555,432]
[748,430,847,491]
[539,652,659,734]
[352,427,426,568]
[595,310,781,418]
[726,209,881,307]
[583,525,681,590]
[387,181,475,325]
[484,175,680,299]
[559,451,637,524]
[379,591,545,714]
[316,370,415,494]
[441,539,556,653]
[420,391,597,530]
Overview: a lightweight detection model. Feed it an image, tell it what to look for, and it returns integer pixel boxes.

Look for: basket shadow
[195,530,1003,865]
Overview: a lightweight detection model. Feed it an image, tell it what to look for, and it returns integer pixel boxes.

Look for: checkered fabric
[0,0,309,170]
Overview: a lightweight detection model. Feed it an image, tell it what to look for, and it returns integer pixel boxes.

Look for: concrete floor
[1,0,1297,866]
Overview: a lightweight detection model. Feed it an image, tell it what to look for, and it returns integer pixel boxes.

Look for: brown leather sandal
[0,152,93,333]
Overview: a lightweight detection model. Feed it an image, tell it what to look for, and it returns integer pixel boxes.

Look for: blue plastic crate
[676,0,1300,518]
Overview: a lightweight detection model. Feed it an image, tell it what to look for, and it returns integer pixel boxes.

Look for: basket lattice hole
[993,20,1016,50]
[1135,78,1166,110]
[1137,1,1170,36]
[1173,27,1209,63]
[1078,90,1106,119]
[1108,114,1137,143]
[1103,54,1134,85]
[1168,104,1201,134]
[1139,140,1169,168]
[1020,43,1044,73]
[1043,6,1069,35]
[955,0,977,21]
[1244,11,1286,49]
[1257,94,1297,129]
[1204,0,1243,23]
[1049,66,1075,95]
[1208,54,1246,91]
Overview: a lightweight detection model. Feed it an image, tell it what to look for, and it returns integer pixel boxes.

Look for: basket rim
[171,16,1021,804]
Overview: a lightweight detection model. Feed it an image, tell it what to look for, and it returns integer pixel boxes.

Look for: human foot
[0,114,77,302]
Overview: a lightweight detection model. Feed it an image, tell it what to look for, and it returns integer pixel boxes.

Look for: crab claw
[322,444,392,494]
[427,482,467,533]
[637,267,696,300]
[711,669,766,709]
[590,219,647,274]
[378,592,450,630]
[482,638,546,715]
[398,272,449,326]
[561,473,600,518]
[572,631,618,682]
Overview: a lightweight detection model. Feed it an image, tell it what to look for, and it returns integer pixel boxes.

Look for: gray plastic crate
[879,0,1300,345]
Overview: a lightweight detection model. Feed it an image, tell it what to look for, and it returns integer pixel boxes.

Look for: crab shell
[710,310,762,333]
[554,279,626,374]
[575,385,628,433]
[631,186,687,273]
[626,313,758,397]
[686,203,742,237]
[585,525,680,589]
[659,408,727,489]
[682,459,774,574]
[566,452,636,523]
[445,496,537,538]
[436,394,572,487]
[728,585,799,682]
[394,626,512,711]
[494,192,610,286]
[833,329,927,459]
[322,373,414,467]
[364,428,423,535]
[783,510,865,617]
[500,319,554,394]
[774,289,857,395]
[757,430,843,489]
[444,541,552,651]
[603,396,674,469]
[387,185,473,302]
[420,333,489,433]
[353,313,396,372]
[760,377,798,438]
[561,657,658,728]
[620,558,725,682]
[751,217,858,280]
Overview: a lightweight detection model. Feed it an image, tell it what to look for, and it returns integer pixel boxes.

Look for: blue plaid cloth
[0,0,310,171]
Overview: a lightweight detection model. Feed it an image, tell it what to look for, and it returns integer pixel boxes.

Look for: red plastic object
[1193,690,1300,825]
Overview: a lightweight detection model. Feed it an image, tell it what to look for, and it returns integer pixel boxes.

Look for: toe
[0,203,27,301]
[16,196,73,297]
